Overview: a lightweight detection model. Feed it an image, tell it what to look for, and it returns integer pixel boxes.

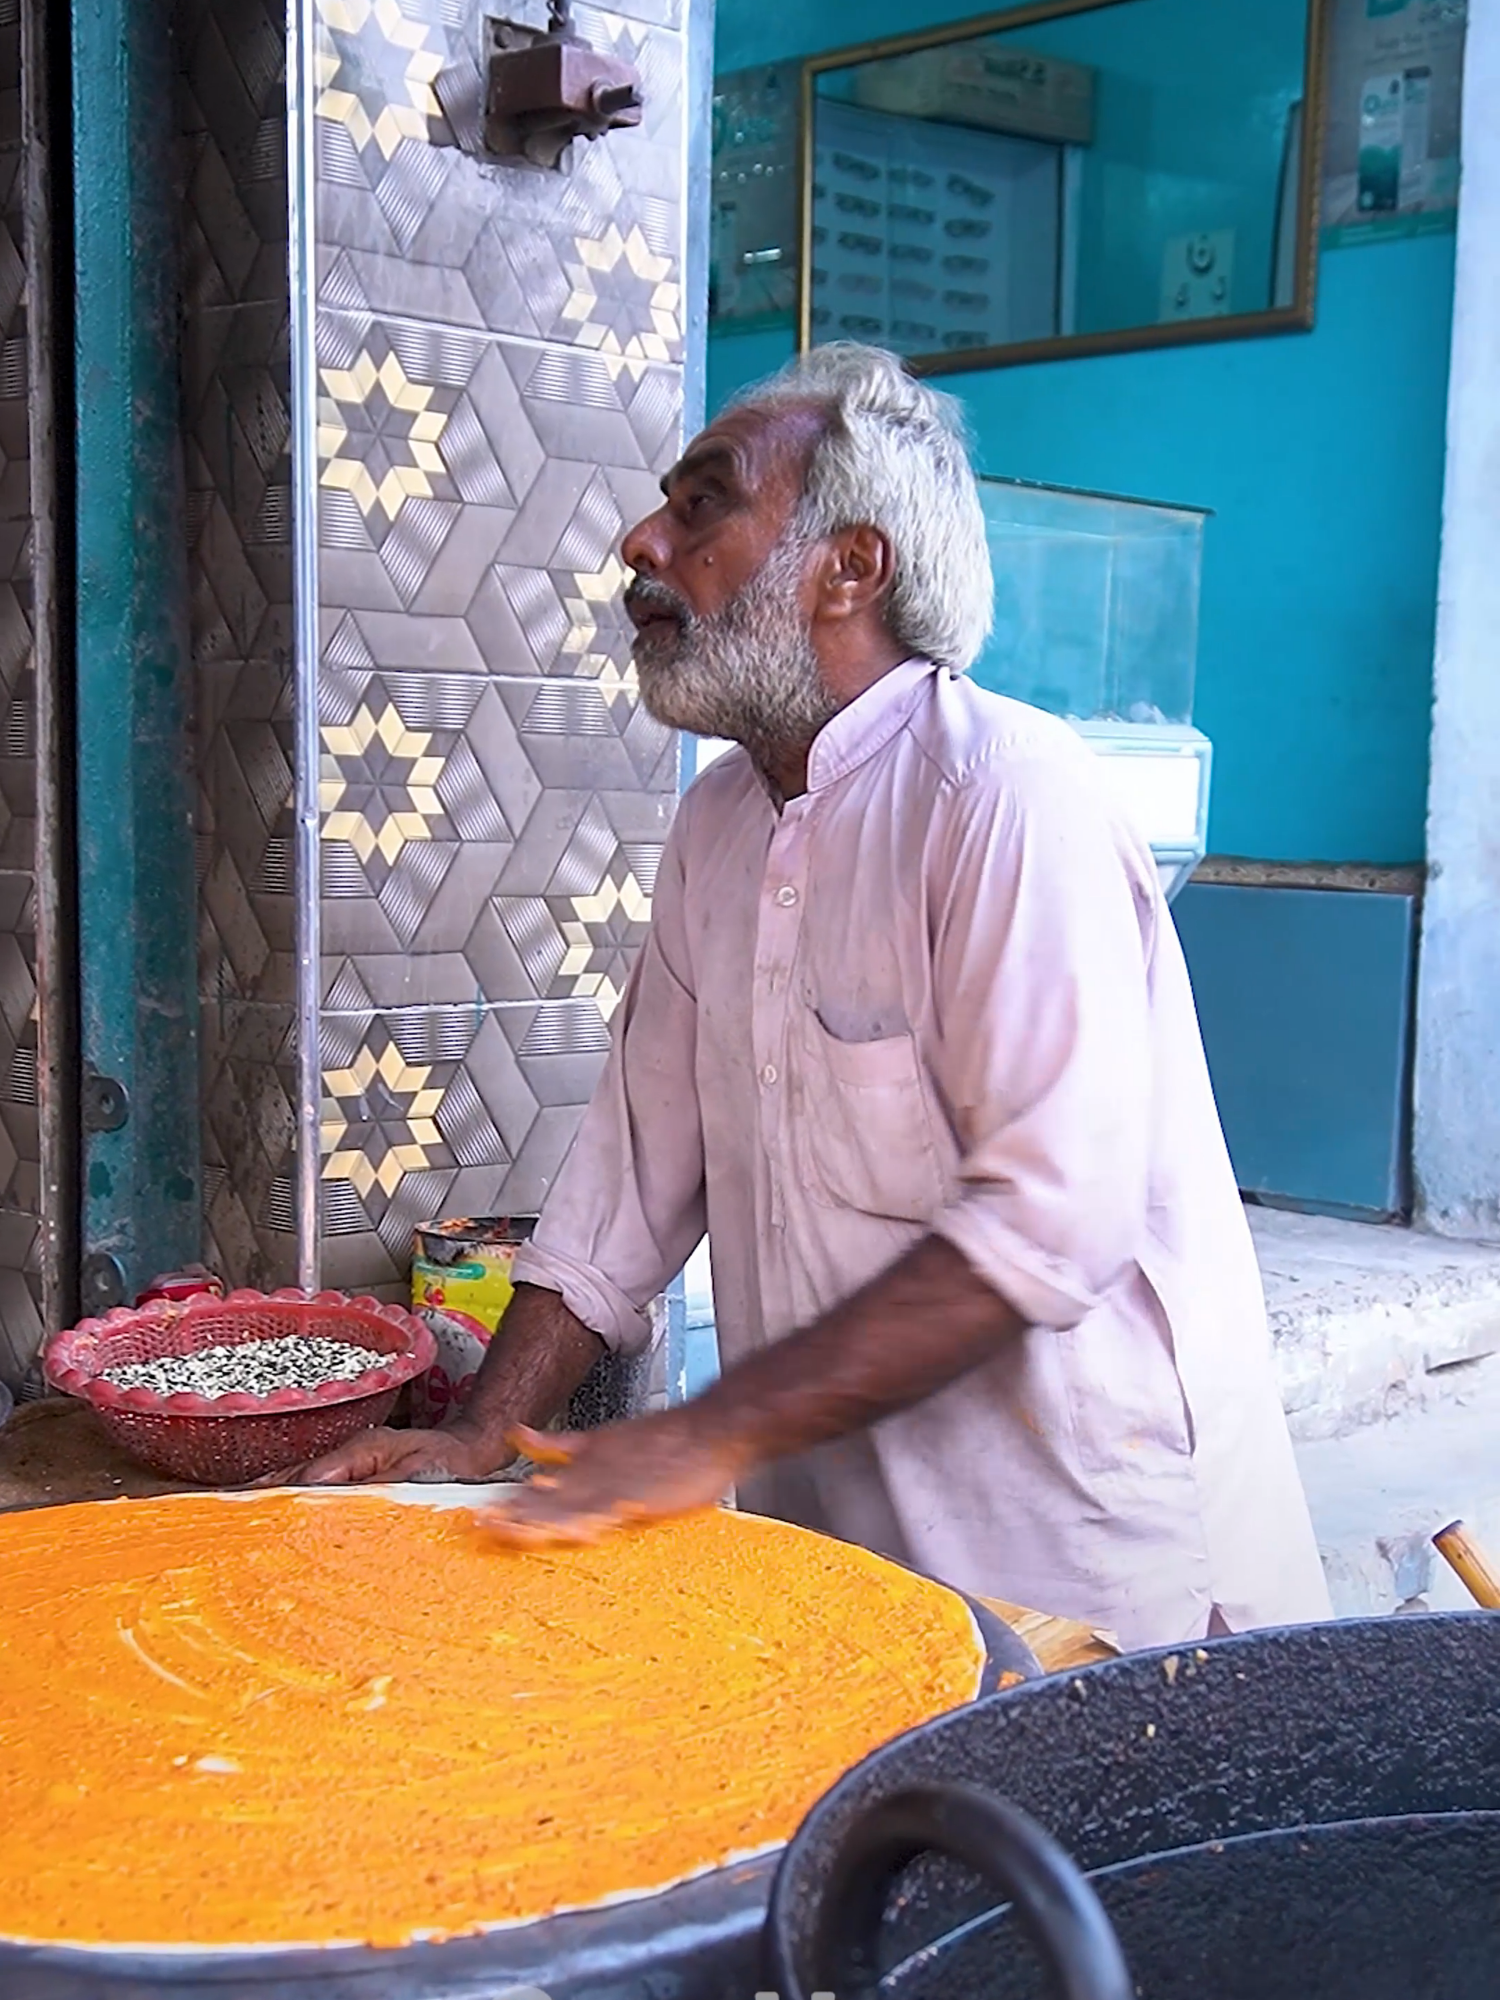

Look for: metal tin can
[135,1267,227,1308]
[410,1217,534,1428]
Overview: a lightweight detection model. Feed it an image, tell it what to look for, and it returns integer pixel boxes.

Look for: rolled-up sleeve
[510,805,706,1356]
[927,746,1155,1332]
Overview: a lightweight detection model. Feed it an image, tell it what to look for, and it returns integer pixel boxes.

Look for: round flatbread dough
[1,1490,983,1949]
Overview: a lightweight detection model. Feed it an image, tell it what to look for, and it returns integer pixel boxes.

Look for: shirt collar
[804,657,941,793]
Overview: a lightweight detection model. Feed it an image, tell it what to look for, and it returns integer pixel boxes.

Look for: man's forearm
[449,1283,606,1461]
[688,1235,1022,1471]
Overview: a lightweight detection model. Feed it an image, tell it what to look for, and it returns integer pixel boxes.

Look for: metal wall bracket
[484,10,643,170]
[79,1252,127,1315]
[82,1066,130,1134]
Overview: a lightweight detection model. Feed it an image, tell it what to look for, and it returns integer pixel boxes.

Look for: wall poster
[1322,0,1467,246]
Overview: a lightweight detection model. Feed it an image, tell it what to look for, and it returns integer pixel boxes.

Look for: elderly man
[291,343,1330,1650]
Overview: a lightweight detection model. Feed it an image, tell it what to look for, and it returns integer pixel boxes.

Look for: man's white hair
[726,343,993,673]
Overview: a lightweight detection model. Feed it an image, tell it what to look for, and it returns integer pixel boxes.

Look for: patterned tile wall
[180,0,692,1332]
[0,0,42,1388]
[179,0,301,1294]
[310,0,687,1298]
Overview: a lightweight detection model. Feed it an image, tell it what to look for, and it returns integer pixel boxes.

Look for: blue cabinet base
[1173,882,1416,1219]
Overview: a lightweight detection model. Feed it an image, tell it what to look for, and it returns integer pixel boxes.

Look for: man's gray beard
[633,534,842,771]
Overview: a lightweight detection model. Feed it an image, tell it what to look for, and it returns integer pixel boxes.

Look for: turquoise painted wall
[710,7,1455,865]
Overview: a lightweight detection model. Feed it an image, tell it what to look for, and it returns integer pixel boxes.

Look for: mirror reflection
[804,0,1321,369]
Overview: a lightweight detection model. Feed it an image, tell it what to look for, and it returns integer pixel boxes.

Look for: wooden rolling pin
[1433,1520,1500,1610]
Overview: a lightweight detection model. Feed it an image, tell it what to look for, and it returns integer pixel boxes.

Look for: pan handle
[764,1780,1132,2000]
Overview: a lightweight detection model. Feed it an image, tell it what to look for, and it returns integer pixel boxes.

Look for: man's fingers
[506,1424,577,1467]
[250,1451,363,1486]
[302,1453,372,1485]
[475,1468,628,1546]
[479,1503,619,1549]
[274,1437,388,1486]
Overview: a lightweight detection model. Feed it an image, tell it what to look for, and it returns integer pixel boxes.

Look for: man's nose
[621,506,670,578]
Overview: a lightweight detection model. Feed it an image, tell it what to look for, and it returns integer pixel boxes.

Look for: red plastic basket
[43,1289,436,1486]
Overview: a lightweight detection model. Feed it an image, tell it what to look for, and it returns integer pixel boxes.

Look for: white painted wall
[1413,0,1500,1239]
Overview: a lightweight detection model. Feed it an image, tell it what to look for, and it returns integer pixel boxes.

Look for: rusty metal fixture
[485,11,643,169]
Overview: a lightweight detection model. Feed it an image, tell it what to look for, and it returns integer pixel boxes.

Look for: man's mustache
[624,576,693,626]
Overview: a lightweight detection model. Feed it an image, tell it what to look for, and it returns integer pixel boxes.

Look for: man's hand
[261,1283,607,1489]
[480,1236,1018,1542]
[266,1421,501,1487]
[475,1411,744,1548]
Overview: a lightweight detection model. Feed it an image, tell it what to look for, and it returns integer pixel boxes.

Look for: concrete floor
[1248,1203,1500,1615]
[1296,1349,1500,1615]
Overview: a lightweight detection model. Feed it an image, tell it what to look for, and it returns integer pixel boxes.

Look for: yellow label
[411,1243,519,1336]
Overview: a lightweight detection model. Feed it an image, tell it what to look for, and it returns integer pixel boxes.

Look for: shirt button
[760,1063,778,1087]
[774,884,798,907]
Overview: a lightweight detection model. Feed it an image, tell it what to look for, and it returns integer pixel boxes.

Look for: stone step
[1249,1204,1500,1442]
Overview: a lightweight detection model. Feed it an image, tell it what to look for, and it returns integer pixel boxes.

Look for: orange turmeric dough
[0,1492,983,1949]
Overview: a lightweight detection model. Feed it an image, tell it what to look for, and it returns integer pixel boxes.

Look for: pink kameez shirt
[513,659,1331,1649]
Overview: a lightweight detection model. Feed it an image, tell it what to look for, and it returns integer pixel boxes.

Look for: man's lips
[624,585,686,634]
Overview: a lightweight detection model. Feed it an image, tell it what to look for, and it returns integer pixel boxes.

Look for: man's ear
[813,523,895,623]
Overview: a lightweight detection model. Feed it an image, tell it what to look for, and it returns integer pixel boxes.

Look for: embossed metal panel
[0,6,39,1386]
[180,0,300,1295]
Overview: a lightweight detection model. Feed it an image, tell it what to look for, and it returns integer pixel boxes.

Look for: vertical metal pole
[660,0,717,1404]
[22,0,79,1336]
[681,0,716,444]
[72,0,200,1308]
[288,0,324,1293]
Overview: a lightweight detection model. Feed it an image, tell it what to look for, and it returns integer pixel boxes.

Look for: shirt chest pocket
[789,1007,947,1224]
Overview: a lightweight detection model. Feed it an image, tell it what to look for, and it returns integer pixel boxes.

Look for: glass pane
[811,97,1063,359]
[973,477,1207,724]
[808,0,1313,365]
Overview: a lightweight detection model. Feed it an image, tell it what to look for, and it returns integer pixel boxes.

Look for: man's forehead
[665,399,826,493]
